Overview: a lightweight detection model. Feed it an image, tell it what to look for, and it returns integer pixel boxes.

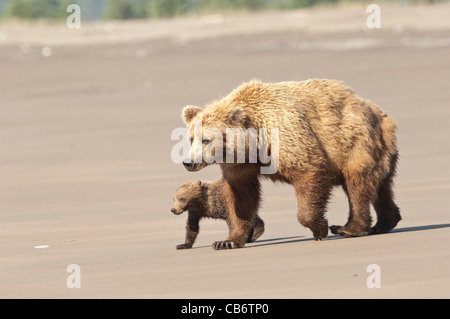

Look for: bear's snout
[171,208,176,213]
[183,159,206,172]
[183,160,194,170]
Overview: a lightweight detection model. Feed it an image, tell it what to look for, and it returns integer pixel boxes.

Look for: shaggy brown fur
[172,179,265,249]
[182,79,401,249]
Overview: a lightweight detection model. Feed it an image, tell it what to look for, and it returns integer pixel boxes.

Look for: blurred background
[0,0,446,21]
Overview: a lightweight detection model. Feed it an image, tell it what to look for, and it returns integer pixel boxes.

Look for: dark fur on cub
[171,179,265,249]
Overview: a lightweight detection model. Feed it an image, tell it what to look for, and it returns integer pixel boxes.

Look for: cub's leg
[176,211,201,249]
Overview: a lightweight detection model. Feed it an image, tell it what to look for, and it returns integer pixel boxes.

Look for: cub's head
[181,104,247,172]
[171,180,202,215]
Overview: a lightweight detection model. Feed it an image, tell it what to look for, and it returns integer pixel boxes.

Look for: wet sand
[1,4,450,298]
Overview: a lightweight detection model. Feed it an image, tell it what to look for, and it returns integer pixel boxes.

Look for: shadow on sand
[390,223,450,233]
[188,223,450,250]
[246,223,450,248]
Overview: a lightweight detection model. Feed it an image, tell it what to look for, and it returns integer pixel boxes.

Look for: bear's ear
[227,107,246,126]
[182,105,202,124]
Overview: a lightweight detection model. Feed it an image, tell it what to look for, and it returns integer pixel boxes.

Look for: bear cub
[172,179,265,249]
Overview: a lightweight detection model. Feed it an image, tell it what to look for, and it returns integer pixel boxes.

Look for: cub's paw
[212,240,239,250]
[176,243,192,250]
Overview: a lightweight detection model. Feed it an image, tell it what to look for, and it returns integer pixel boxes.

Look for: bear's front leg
[177,211,201,250]
[212,175,260,250]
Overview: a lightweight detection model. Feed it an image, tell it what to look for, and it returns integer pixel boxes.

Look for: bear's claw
[212,240,238,250]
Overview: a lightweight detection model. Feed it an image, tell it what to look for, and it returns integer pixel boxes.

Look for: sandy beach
[1,3,449,298]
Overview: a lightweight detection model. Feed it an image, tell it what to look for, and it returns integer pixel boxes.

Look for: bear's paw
[212,240,240,250]
[176,243,193,250]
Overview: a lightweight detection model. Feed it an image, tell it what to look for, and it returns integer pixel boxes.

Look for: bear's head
[181,104,248,172]
[171,180,203,215]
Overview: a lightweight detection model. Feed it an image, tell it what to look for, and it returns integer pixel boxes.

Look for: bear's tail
[380,116,398,157]
[365,100,398,157]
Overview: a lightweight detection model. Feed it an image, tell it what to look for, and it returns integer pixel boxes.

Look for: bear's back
[225,79,393,174]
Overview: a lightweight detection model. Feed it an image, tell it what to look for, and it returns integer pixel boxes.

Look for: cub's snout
[171,207,184,215]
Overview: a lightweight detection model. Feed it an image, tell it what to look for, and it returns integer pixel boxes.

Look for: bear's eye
[202,139,211,145]
[179,198,186,202]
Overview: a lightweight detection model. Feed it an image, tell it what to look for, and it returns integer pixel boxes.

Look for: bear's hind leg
[371,154,401,234]
[330,173,373,237]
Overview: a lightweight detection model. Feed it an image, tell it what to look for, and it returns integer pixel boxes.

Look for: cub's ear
[192,180,202,188]
[182,105,202,124]
[182,180,192,187]
[227,107,246,126]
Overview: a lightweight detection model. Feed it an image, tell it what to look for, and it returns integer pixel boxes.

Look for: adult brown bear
[182,79,401,249]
